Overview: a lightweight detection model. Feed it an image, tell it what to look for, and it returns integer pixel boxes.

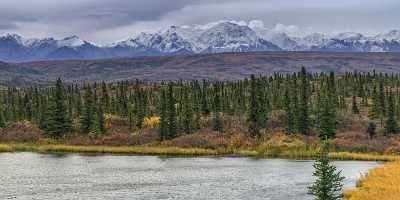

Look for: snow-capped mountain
[2,21,400,62]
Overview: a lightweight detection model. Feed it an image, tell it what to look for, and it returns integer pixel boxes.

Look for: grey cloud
[0,0,399,43]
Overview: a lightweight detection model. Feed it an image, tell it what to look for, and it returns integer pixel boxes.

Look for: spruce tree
[201,80,210,116]
[319,93,336,139]
[101,82,110,113]
[298,67,310,135]
[0,108,5,128]
[248,75,260,137]
[80,86,95,134]
[385,92,398,135]
[308,140,345,200]
[93,101,105,135]
[351,95,359,114]
[167,83,177,139]
[182,88,194,134]
[45,79,72,138]
[212,82,223,132]
[159,89,168,140]
[367,122,376,138]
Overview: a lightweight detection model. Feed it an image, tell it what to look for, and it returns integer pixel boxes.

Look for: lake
[0,153,380,200]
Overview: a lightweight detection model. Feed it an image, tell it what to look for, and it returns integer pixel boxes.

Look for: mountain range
[2,21,400,62]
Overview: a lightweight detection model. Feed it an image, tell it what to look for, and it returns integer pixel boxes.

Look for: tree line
[0,67,399,139]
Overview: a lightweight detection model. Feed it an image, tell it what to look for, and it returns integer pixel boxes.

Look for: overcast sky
[0,0,399,44]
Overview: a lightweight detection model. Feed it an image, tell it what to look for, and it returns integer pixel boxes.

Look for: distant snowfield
[1,20,400,62]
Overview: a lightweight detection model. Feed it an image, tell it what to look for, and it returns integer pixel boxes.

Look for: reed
[37,145,220,155]
[0,143,399,162]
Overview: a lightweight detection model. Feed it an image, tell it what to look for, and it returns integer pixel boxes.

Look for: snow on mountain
[375,30,400,42]
[2,21,400,62]
[57,35,86,47]
[298,33,330,47]
[200,22,259,52]
[24,37,57,48]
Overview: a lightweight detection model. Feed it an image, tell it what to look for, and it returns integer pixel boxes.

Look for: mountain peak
[58,35,85,47]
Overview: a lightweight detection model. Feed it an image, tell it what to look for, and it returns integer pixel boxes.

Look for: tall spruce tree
[284,82,295,133]
[45,78,72,138]
[308,140,345,200]
[248,75,260,137]
[0,107,5,128]
[167,83,177,139]
[182,87,194,134]
[201,80,210,116]
[298,67,310,135]
[159,89,168,140]
[385,92,398,135]
[319,93,336,139]
[352,95,359,114]
[212,82,223,132]
[80,86,95,134]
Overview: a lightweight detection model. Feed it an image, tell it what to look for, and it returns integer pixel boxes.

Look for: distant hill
[2,21,400,62]
[1,51,400,86]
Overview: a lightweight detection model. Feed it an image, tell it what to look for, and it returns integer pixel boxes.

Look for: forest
[1,67,400,157]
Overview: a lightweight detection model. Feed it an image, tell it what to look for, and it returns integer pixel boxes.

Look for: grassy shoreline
[344,161,400,199]
[1,143,399,161]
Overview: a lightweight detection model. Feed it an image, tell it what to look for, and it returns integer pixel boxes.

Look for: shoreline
[0,143,399,161]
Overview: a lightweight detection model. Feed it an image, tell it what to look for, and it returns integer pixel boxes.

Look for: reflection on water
[0,152,380,200]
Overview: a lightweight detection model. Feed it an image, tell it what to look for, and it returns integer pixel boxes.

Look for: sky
[0,0,399,44]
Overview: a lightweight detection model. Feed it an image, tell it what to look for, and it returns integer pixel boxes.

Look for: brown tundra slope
[3,51,400,85]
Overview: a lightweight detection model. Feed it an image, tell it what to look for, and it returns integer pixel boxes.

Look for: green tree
[367,122,376,138]
[0,108,5,128]
[159,89,168,140]
[80,86,95,134]
[182,88,194,134]
[308,140,345,200]
[352,95,359,114]
[319,93,336,139]
[212,82,223,132]
[248,75,260,137]
[45,79,72,138]
[101,82,110,113]
[167,83,177,139]
[283,83,295,133]
[298,67,310,135]
[201,80,210,116]
[385,92,398,135]
[92,101,105,135]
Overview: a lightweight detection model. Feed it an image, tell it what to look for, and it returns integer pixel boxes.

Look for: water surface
[0,153,379,200]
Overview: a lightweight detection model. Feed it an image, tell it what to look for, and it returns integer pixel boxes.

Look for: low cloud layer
[0,0,399,44]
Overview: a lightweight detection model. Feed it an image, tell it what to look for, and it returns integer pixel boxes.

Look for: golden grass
[0,144,13,152]
[38,145,219,155]
[0,142,399,162]
[329,152,400,162]
[345,161,400,200]
[0,143,223,155]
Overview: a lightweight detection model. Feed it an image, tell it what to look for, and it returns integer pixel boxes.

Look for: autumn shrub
[143,116,160,128]
[0,121,43,143]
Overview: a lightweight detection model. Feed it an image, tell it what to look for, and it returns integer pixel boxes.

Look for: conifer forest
[1,67,400,154]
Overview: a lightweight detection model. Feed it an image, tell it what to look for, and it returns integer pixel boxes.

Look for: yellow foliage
[143,116,160,128]
[345,161,400,200]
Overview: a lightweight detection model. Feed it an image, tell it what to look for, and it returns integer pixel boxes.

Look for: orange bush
[143,116,160,128]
